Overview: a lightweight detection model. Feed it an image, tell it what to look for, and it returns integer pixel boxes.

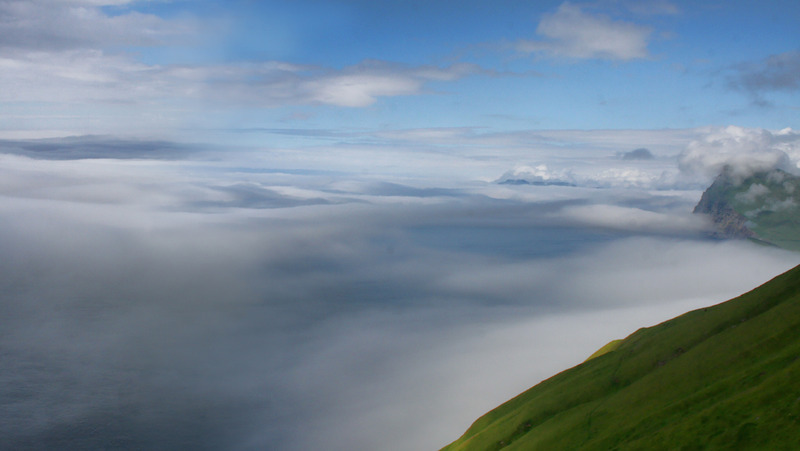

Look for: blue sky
[2,0,798,140]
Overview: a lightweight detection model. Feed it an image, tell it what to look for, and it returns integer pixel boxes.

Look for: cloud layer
[2,136,799,450]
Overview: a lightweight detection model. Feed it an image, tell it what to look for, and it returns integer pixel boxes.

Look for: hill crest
[441,264,800,450]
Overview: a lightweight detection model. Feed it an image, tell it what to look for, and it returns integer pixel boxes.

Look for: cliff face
[693,168,800,250]
[693,173,757,239]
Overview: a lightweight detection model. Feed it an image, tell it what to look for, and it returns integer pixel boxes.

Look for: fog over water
[2,129,800,450]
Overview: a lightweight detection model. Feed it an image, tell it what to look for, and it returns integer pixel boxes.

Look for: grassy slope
[441,265,800,450]
[584,339,623,362]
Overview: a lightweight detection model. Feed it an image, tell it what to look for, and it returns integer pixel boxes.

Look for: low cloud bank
[2,136,800,450]
[496,163,676,190]
[496,126,800,191]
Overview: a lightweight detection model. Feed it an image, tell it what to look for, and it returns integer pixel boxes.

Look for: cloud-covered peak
[620,148,655,160]
[678,126,800,182]
[517,2,652,61]
[497,164,575,186]
[496,159,677,191]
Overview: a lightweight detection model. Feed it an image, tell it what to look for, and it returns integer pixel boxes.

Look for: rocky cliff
[693,167,800,250]
[693,171,757,239]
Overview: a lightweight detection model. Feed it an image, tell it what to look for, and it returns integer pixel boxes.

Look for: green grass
[441,264,800,450]
[584,339,623,362]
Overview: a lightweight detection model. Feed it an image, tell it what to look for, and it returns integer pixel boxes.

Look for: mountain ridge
[440,264,800,450]
[694,167,800,250]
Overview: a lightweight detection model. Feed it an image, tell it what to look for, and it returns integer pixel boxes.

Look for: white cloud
[590,167,670,188]
[0,50,162,103]
[306,72,419,107]
[0,50,478,137]
[497,164,574,185]
[298,61,480,108]
[0,0,191,51]
[496,162,680,190]
[735,183,769,203]
[0,1,482,137]
[205,60,478,108]
[518,2,652,60]
[678,126,800,182]
[0,49,475,107]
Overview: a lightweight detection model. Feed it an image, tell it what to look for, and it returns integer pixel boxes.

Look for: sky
[2,1,800,450]
[1,0,799,140]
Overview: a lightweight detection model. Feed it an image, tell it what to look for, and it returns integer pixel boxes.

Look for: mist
[2,133,800,451]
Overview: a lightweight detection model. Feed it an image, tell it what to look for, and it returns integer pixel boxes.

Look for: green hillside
[441,264,800,450]
[694,168,800,251]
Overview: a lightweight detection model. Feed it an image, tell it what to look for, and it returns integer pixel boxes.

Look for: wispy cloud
[253,60,481,108]
[0,50,479,107]
[727,50,800,105]
[517,2,652,61]
[0,0,193,51]
[0,1,485,137]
